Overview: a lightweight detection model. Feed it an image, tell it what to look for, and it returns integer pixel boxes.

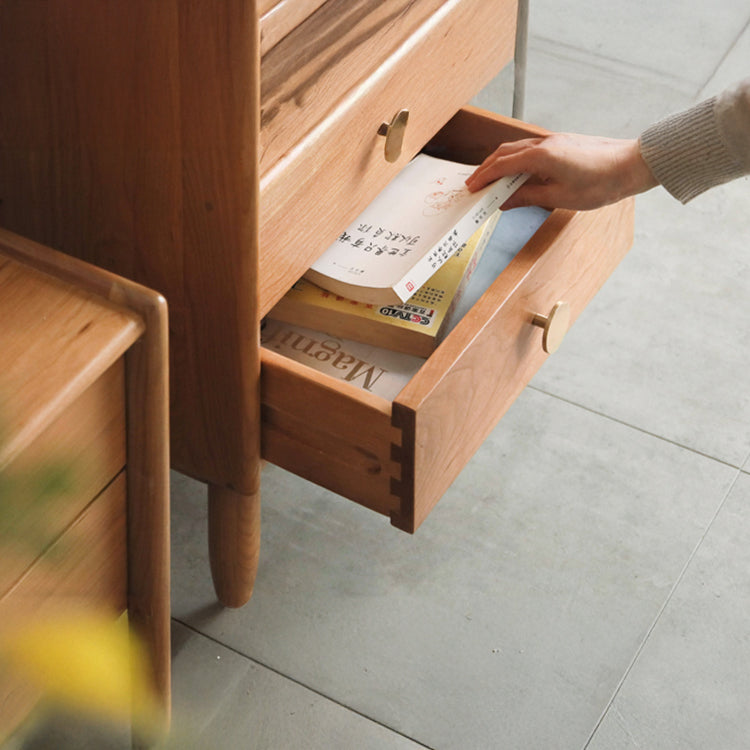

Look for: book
[269,211,500,357]
[304,152,527,305]
[441,205,552,339]
[260,318,425,400]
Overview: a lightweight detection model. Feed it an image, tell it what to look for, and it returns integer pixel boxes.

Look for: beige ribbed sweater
[639,77,750,202]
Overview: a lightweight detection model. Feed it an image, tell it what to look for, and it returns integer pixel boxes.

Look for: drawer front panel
[0,470,128,611]
[0,471,127,739]
[260,109,635,532]
[259,0,518,314]
[393,201,635,532]
[260,0,445,173]
[260,0,335,56]
[0,360,126,597]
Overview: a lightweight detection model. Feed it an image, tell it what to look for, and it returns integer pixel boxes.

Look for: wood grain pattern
[0,256,141,470]
[178,1,261,496]
[121,291,171,713]
[258,0,517,314]
[0,362,126,598]
[392,108,637,530]
[260,109,635,532]
[0,472,128,613]
[393,200,635,531]
[0,228,171,721]
[260,0,329,55]
[261,350,401,516]
[0,1,260,495]
[0,1,572,609]
[260,0,444,168]
[208,484,262,609]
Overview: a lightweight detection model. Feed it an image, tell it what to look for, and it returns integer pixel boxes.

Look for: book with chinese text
[270,211,500,357]
[304,153,527,305]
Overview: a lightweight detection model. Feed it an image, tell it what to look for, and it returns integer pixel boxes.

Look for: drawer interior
[261,107,635,533]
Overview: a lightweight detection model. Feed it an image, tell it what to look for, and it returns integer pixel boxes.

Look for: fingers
[464,132,647,210]
[465,138,545,192]
[466,141,534,190]
[500,182,556,210]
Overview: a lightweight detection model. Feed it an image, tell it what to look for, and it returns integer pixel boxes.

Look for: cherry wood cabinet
[0,1,633,608]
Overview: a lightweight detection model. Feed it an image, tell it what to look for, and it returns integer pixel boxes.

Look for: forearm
[465,79,749,210]
[639,78,750,203]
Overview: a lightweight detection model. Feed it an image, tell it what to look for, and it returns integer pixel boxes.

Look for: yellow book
[269,212,500,357]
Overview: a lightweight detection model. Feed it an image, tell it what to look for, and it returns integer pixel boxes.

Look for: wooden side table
[0,228,170,740]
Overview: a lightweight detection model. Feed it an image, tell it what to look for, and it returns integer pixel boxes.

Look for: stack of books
[263,151,528,397]
[269,211,500,357]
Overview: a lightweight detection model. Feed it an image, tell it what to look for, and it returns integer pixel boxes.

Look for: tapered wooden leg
[208,484,261,608]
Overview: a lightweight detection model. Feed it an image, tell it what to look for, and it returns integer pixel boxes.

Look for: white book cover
[305,153,527,305]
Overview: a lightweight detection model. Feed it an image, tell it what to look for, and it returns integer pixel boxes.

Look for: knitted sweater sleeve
[638,77,750,203]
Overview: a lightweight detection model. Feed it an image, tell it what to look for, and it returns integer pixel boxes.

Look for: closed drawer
[0,470,128,615]
[260,107,634,532]
[259,0,331,55]
[0,360,126,598]
[0,471,127,739]
[259,0,518,314]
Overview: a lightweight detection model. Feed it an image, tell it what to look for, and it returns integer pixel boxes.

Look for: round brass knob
[532,301,570,354]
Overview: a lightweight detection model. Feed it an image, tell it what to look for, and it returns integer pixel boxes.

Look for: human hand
[465,132,658,210]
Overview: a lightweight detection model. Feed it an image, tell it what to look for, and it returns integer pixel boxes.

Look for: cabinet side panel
[0,1,182,306]
[177,0,261,491]
[0,1,262,490]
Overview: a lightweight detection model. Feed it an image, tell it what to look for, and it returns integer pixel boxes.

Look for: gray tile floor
[170,5,750,749]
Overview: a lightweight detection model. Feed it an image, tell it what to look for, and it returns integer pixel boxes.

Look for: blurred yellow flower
[0,611,162,733]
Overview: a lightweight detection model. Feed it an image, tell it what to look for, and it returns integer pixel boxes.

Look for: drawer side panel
[260,349,401,517]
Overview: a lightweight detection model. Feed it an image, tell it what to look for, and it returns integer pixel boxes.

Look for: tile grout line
[528,384,744,471]
[528,34,696,94]
[171,618,437,750]
[581,467,744,750]
[742,445,750,475]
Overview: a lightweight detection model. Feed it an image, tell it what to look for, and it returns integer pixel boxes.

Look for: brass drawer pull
[532,301,570,353]
[378,109,409,162]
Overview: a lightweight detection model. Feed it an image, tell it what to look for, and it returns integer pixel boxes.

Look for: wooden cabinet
[0,1,633,608]
[0,230,170,740]
[262,108,634,534]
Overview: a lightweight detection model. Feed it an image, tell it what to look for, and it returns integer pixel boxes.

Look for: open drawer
[261,106,634,533]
